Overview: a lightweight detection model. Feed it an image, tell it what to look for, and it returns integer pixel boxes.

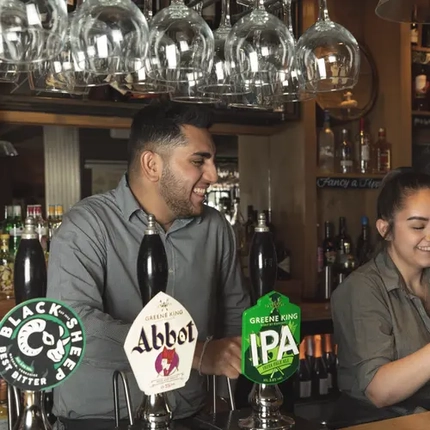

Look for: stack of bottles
[318,111,392,175]
[0,204,64,301]
[295,334,338,401]
[318,215,374,300]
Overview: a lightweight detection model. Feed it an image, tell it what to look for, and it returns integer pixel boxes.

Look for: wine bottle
[137,214,168,305]
[248,212,277,303]
[297,340,311,399]
[312,335,329,397]
[323,334,337,392]
[14,217,47,304]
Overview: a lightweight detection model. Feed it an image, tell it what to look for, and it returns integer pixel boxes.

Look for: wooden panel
[0,110,285,136]
[364,0,412,168]
[238,135,270,215]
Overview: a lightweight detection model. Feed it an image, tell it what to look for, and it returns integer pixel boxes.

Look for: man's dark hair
[127,100,213,172]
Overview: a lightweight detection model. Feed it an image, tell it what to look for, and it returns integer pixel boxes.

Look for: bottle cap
[361,215,369,225]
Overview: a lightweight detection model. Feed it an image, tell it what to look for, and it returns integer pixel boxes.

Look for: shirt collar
[115,174,141,221]
[375,249,430,292]
[114,173,203,225]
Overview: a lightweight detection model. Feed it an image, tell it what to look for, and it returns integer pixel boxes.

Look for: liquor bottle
[2,206,12,235]
[318,110,335,173]
[375,128,392,173]
[335,217,352,254]
[248,212,277,303]
[9,205,23,256]
[323,334,337,392]
[55,204,64,227]
[296,340,311,399]
[319,221,336,300]
[356,118,371,173]
[411,5,419,46]
[14,217,47,304]
[312,335,329,397]
[413,67,429,111]
[339,129,353,174]
[137,214,168,304]
[357,216,373,266]
[0,234,14,300]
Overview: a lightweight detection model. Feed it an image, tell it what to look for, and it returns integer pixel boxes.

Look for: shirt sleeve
[331,273,394,394]
[47,204,131,371]
[217,217,251,338]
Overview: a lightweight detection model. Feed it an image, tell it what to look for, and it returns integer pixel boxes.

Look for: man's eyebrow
[191,152,212,158]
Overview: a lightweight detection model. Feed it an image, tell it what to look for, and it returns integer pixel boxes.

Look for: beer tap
[113,214,172,428]
[10,217,50,430]
[239,212,294,430]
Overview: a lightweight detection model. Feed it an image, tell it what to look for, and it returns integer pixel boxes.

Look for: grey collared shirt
[331,251,430,404]
[46,175,250,420]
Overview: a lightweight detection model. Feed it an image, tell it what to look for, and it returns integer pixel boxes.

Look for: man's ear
[376,218,392,241]
[140,151,163,182]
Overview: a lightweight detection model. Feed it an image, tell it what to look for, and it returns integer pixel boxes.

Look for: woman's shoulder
[332,257,389,305]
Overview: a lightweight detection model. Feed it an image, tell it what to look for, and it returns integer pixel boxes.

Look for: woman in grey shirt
[331,168,430,423]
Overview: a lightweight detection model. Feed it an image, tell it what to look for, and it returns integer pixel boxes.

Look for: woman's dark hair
[376,167,430,249]
[127,100,212,173]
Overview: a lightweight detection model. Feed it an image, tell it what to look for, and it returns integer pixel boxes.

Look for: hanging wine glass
[295,0,360,93]
[272,0,315,104]
[197,0,250,103]
[114,0,173,95]
[0,0,67,64]
[146,0,214,85]
[167,0,218,103]
[70,0,149,76]
[224,0,295,109]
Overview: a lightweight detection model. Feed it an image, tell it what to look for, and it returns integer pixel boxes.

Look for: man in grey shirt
[46,102,250,421]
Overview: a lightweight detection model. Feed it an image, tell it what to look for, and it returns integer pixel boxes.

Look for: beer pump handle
[137,214,168,306]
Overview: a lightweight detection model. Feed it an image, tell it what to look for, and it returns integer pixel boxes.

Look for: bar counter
[54,410,320,430]
[342,411,430,430]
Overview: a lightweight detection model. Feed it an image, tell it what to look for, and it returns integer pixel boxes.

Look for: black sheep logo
[14,318,71,372]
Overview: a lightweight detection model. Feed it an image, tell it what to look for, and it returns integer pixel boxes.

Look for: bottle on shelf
[339,129,353,174]
[0,234,14,300]
[2,206,13,235]
[323,334,337,392]
[244,205,257,256]
[318,110,335,173]
[335,217,352,255]
[413,66,429,111]
[356,118,371,174]
[374,128,392,173]
[305,335,314,370]
[9,205,23,256]
[296,340,312,400]
[411,4,419,46]
[357,216,373,266]
[312,335,329,397]
[319,221,336,300]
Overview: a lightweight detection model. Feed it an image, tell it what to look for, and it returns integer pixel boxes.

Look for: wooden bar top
[342,411,430,430]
